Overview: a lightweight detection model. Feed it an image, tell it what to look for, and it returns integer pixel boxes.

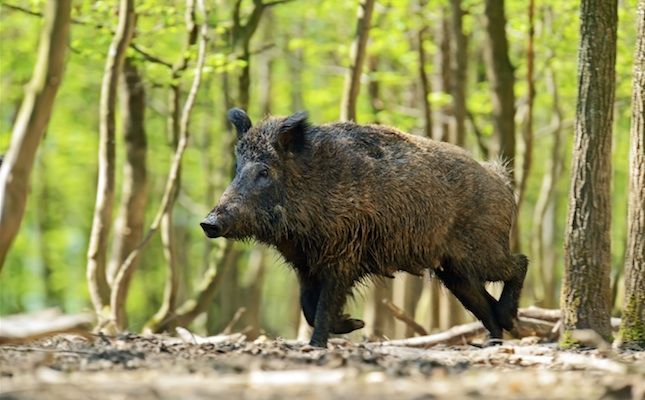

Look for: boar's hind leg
[435,266,503,339]
[493,254,529,331]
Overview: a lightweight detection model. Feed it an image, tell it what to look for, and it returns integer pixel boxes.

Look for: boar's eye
[257,168,269,180]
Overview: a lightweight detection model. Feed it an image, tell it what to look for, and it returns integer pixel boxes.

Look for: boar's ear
[228,108,253,140]
[277,111,309,154]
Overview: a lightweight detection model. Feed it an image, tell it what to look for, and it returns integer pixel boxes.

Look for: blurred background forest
[0,0,639,341]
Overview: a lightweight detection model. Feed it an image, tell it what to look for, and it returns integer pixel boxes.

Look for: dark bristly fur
[201,109,528,347]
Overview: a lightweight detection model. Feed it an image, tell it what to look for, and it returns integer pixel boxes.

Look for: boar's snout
[200,213,224,238]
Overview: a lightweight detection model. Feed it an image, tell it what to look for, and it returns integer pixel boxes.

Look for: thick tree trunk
[450,0,467,147]
[340,0,376,122]
[618,0,645,348]
[561,0,617,343]
[0,0,71,271]
[86,0,135,317]
[108,58,147,288]
[483,0,516,183]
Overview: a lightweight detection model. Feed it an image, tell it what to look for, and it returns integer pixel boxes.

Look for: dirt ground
[0,333,644,400]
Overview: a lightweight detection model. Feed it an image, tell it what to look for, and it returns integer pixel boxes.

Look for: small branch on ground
[372,322,486,348]
[382,299,428,336]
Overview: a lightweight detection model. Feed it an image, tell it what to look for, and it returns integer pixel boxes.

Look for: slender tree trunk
[108,58,147,288]
[147,0,199,331]
[287,22,305,112]
[242,248,266,340]
[35,157,58,305]
[531,63,563,309]
[0,0,71,271]
[428,277,441,331]
[618,0,645,348]
[402,275,424,337]
[435,9,452,143]
[450,0,467,147]
[110,0,208,332]
[340,0,376,122]
[367,55,384,124]
[231,0,283,110]
[561,0,617,343]
[259,10,274,116]
[416,10,432,138]
[517,0,535,213]
[483,0,516,182]
[86,0,135,317]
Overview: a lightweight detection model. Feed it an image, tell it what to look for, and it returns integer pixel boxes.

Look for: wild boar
[201,108,528,347]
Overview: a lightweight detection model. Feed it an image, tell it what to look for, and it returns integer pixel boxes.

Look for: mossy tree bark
[0,0,71,271]
[618,0,645,349]
[561,0,617,343]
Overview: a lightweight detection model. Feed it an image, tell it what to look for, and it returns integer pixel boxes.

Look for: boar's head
[200,108,308,243]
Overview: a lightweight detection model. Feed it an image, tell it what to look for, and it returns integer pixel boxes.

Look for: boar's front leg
[309,279,348,347]
[299,274,364,336]
[299,276,321,328]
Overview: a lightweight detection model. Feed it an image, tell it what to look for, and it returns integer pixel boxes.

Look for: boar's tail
[480,158,514,190]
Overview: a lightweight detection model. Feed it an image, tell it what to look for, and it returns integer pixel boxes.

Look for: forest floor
[1,332,644,400]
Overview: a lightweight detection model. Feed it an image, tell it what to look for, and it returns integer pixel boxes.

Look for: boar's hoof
[331,315,365,334]
[484,338,504,347]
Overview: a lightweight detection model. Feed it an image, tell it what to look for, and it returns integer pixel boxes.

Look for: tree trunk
[367,55,384,124]
[86,0,135,317]
[287,21,305,112]
[416,0,432,138]
[618,0,645,348]
[402,275,424,337]
[146,0,200,332]
[365,279,394,339]
[241,248,266,340]
[110,0,208,332]
[428,277,441,331]
[259,10,274,116]
[531,62,563,309]
[340,0,376,122]
[450,0,467,147]
[108,58,147,288]
[0,0,71,271]
[231,0,281,110]
[483,0,516,182]
[517,0,535,214]
[435,8,452,143]
[561,0,617,343]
